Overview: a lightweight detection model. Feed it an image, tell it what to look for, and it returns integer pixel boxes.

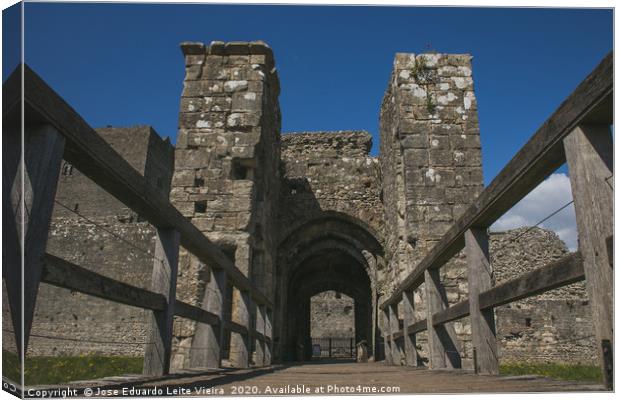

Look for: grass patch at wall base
[2,351,143,386]
[500,362,602,382]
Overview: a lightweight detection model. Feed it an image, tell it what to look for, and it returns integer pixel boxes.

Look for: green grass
[500,362,602,383]
[2,351,143,386]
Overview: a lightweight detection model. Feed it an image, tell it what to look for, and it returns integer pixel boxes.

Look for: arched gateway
[275,214,384,361]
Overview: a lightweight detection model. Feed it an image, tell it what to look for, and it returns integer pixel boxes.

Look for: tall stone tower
[379,53,484,366]
[170,41,281,369]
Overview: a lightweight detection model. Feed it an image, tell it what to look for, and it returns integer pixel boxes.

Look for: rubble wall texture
[310,291,355,339]
[279,131,383,237]
[169,40,281,369]
[17,126,174,357]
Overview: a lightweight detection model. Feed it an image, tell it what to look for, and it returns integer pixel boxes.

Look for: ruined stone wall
[169,40,281,368]
[492,229,595,364]
[15,126,174,357]
[310,291,355,339]
[279,131,382,237]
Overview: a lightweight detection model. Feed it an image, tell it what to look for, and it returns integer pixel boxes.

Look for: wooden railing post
[402,290,418,366]
[424,269,461,369]
[465,228,498,374]
[381,308,393,364]
[564,124,614,389]
[143,228,180,376]
[254,304,266,367]
[265,307,273,365]
[4,124,66,359]
[191,267,227,368]
[388,303,401,365]
[229,288,250,368]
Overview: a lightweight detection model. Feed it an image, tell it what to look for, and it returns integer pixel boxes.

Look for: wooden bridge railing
[379,52,613,389]
[2,64,273,377]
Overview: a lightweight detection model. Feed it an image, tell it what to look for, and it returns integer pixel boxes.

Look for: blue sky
[5,3,611,183]
[2,3,613,248]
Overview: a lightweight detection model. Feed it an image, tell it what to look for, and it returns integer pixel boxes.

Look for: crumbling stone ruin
[7,40,595,368]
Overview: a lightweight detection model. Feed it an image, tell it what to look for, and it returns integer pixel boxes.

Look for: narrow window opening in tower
[231,159,254,180]
[194,200,207,213]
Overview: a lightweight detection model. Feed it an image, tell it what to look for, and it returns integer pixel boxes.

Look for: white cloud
[491,173,577,250]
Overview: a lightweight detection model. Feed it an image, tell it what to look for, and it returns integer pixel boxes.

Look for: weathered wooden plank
[144,229,180,376]
[479,252,584,310]
[402,290,418,366]
[381,308,393,364]
[409,319,427,335]
[3,101,24,357]
[21,125,66,356]
[42,254,167,310]
[564,124,614,389]
[465,228,498,375]
[425,269,461,369]
[432,300,470,326]
[229,289,251,368]
[174,301,220,326]
[388,303,401,365]
[254,304,266,366]
[264,308,273,365]
[190,268,227,368]
[389,319,428,341]
[226,320,249,336]
[381,52,612,310]
[15,65,271,308]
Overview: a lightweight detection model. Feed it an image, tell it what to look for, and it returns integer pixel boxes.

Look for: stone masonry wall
[379,53,484,367]
[169,40,280,369]
[13,126,175,357]
[310,291,355,339]
[279,131,383,238]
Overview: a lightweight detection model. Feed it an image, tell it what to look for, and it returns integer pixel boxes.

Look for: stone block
[429,135,450,150]
[403,148,429,167]
[176,149,211,169]
[225,41,250,55]
[429,149,453,167]
[226,55,250,65]
[231,91,261,112]
[208,41,226,55]
[181,41,206,56]
[227,112,261,128]
[450,134,480,149]
[401,133,428,149]
[171,170,195,187]
[399,119,429,135]
[205,96,232,112]
[394,53,417,69]
[185,64,202,80]
[432,124,462,136]
[427,204,453,222]
[224,80,249,92]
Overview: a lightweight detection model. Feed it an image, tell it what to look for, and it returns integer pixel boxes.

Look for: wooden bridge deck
[29,361,605,396]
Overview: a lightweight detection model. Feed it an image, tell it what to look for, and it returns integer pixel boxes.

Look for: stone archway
[274,213,384,362]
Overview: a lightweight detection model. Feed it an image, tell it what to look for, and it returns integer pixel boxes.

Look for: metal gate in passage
[311,337,355,358]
